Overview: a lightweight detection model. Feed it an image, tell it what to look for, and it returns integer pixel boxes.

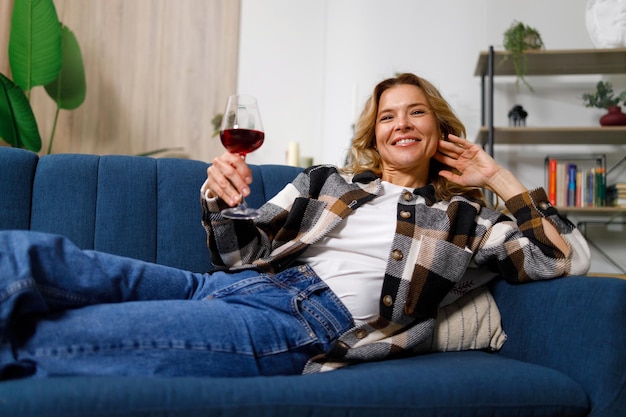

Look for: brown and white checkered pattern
[202,165,590,373]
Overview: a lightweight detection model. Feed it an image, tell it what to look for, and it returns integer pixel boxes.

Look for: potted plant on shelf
[582,81,626,126]
[502,20,545,92]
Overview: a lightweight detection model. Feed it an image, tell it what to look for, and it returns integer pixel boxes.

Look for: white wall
[237,0,626,274]
[237,0,619,165]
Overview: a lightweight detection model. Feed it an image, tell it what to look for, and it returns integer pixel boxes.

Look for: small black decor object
[508,105,528,126]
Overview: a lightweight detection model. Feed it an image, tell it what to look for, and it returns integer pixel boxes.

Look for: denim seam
[30,339,262,357]
[291,294,318,341]
[302,297,345,335]
[205,275,270,299]
[0,279,37,303]
[38,284,102,305]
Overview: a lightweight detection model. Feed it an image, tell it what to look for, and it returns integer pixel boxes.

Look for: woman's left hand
[435,135,570,256]
[434,134,526,201]
[434,134,499,188]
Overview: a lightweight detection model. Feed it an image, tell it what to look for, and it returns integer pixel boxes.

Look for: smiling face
[374,84,441,187]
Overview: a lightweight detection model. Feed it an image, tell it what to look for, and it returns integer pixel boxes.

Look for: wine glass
[219,94,265,219]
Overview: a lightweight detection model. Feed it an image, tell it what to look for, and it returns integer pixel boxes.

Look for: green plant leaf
[0,73,42,151]
[9,0,62,91]
[44,25,86,110]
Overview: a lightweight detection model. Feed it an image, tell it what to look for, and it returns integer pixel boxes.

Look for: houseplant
[502,20,544,92]
[0,0,85,153]
[211,113,223,138]
[582,81,626,126]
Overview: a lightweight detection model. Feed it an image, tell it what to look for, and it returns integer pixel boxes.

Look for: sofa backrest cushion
[0,146,38,231]
[0,147,303,273]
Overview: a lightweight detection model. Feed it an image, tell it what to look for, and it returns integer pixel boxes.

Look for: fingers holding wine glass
[206,152,253,207]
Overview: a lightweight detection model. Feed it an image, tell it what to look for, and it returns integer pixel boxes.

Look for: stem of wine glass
[236,153,250,210]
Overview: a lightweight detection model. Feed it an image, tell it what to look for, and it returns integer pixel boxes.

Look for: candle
[287,142,300,166]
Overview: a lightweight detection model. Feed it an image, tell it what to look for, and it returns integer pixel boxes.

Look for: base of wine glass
[221,205,261,220]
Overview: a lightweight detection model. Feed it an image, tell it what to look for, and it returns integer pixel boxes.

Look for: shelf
[476,126,626,146]
[474,47,626,77]
[496,206,626,217]
[556,206,626,216]
[476,47,626,273]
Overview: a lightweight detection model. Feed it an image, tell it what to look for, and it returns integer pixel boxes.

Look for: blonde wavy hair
[343,73,484,204]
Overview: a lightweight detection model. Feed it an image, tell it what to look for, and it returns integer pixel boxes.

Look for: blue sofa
[0,146,624,417]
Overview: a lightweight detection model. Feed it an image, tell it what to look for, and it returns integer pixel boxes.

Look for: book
[567,163,577,207]
[576,170,582,207]
[548,158,557,205]
[607,182,626,207]
[586,169,595,207]
[608,182,626,190]
[544,154,606,208]
[596,167,606,207]
[557,162,566,207]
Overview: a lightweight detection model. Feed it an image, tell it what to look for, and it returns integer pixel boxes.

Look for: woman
[0,74,590,379]
[204,73,590,372]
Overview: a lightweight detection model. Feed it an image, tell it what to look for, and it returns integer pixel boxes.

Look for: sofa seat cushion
[0,351,588,417]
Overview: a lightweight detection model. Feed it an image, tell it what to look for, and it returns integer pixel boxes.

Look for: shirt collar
[413,184,436,205]
[352,170,436,204]
[352,171,378,184]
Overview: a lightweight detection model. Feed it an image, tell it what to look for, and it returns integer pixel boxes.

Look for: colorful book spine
[548,158,557,205]
[557,162,566,207]
[595,168,606,207]
[576,170,582,207]
[544,155,606,208]
[567,163,577,207]
[587,169,595,207]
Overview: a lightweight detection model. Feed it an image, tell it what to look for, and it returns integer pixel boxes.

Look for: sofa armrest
[490,276,626,417]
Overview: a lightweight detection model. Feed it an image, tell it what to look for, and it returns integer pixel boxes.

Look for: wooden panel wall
[0,0,239,160]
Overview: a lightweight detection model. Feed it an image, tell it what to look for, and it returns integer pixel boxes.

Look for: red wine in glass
[218,94,264,219]
[220,128,264,156]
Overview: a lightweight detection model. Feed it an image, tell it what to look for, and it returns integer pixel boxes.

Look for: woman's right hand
[202,152,253,207]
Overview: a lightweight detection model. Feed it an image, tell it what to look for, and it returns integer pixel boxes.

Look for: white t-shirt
[297,181,406,324]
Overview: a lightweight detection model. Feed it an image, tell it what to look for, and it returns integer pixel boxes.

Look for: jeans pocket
[291,282,354,354]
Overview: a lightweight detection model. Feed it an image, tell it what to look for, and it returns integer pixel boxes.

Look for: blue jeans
[0,231,353,379]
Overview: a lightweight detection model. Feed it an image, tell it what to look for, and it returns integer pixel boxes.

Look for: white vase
[585,0,626,48]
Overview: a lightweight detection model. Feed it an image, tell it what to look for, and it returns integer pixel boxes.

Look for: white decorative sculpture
[585,0,626,48]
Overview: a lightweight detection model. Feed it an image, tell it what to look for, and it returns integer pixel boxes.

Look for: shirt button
[354,329,368,339]
[539,201,551,210]
[383,295,394,307]
[337,341,349,350]
[400,210,411,219]
[403,191,413,202]
[391,249,403,260]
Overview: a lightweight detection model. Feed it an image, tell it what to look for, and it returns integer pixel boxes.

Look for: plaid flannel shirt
[201,165,590,373]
